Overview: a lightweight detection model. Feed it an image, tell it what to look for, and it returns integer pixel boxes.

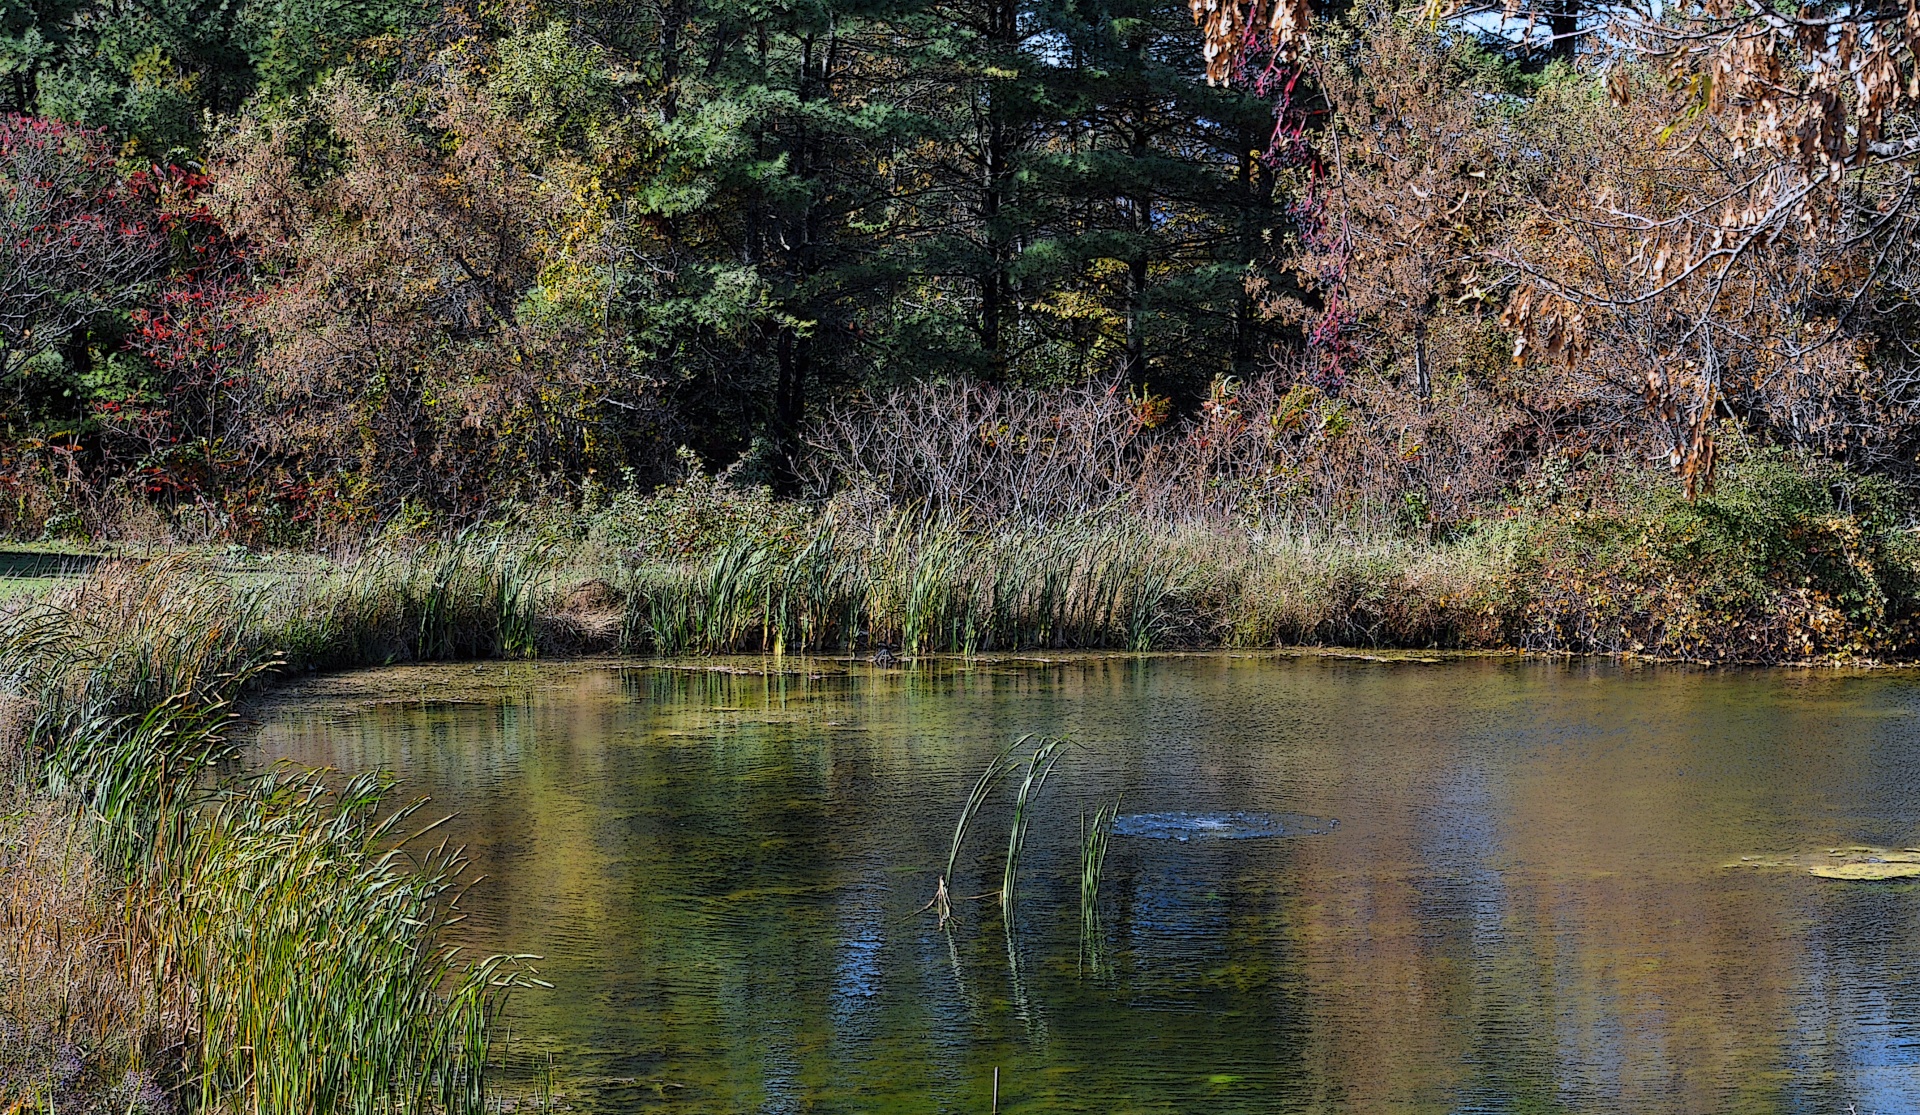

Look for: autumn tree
[0,115,165,430]
[212,54,658,515]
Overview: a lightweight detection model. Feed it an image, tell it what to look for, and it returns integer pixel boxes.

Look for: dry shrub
[536,576,625,653]
[803,374,1517,531]
[1194,530,1515,648]
[0,801,181,1114]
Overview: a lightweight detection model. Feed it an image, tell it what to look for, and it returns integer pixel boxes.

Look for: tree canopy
[4,0,1920,537]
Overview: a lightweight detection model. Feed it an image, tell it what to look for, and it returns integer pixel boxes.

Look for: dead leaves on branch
[1190,0,1311,82]
[1626,0,1920,232]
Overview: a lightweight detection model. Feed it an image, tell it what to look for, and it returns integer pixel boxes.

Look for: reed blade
[1000,736,1067,923]
[935,736,1027,926]
[1079,796,1120,974]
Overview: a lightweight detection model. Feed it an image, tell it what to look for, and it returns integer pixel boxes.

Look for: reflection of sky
[829,874,886,1031]
[1119,849,1238,1011]
[1409,752,1548,1112]
[1550,890,1627,1113]
[1792,890,1920,1115]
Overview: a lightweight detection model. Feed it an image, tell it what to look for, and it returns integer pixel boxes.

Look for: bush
[588,450,818,561]
[1513,446,1920,661]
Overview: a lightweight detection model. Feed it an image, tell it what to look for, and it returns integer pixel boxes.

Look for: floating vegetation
[1112,810,1339,842]
[1809,861,1920,881]
[1726,847,1920,881]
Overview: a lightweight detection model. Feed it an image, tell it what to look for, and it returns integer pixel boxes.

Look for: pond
[247,653,1920,1113]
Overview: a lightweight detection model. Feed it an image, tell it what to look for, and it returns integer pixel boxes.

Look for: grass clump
[1001,738,1068,924]
[1080,798,1119,933]
[0,536,562,1114]
[1079,797,1120,975]
[925,734,1073,931]
[164,770,536,1115]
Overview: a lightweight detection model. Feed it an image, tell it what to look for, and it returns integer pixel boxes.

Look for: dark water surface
[247,653,1920,1113]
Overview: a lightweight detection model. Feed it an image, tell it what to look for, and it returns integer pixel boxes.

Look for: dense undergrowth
[592,445,1920,664]
[2,445,1915,1111]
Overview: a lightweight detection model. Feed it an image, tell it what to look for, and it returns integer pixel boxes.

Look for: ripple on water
[1110,809,1338,841]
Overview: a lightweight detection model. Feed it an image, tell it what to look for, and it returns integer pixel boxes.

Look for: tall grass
[162,770,539,1115]
[926,735,1074,931]
[1079,797,1120,976]
[1080,798,1119,934]
[0,533,562,1114]
[1000,737,1068,923]
[616,516,1520,657]
[933,739,1024,927]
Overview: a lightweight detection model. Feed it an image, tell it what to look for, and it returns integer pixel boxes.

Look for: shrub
[1513,446,1920,661]
[589,450,818,561]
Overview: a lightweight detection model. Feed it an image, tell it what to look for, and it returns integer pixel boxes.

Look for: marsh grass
[933,739,1025,928]
[1000,737,1068,923]
[925,734,1073,932]
[162,769,541,1115]
[1080,798,1119,936]
[615,516,1525,657]
[0,534,563,1114]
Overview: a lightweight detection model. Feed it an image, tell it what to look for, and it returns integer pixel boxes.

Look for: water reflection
[248,655,1920,1113]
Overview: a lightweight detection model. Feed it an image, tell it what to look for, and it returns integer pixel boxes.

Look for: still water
[247,653,1920,1113]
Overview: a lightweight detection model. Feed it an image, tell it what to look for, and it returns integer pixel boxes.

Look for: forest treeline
[4,0,1920,539]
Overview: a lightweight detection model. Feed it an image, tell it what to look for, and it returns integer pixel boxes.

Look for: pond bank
[1,504,1916,1111]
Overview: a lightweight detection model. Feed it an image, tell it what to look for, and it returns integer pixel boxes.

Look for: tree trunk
[1412,319,1430,399]
[976,0,1019,380]
[1547,0,1578,62]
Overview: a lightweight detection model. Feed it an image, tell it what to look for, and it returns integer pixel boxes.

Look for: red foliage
[0,116,166,380]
